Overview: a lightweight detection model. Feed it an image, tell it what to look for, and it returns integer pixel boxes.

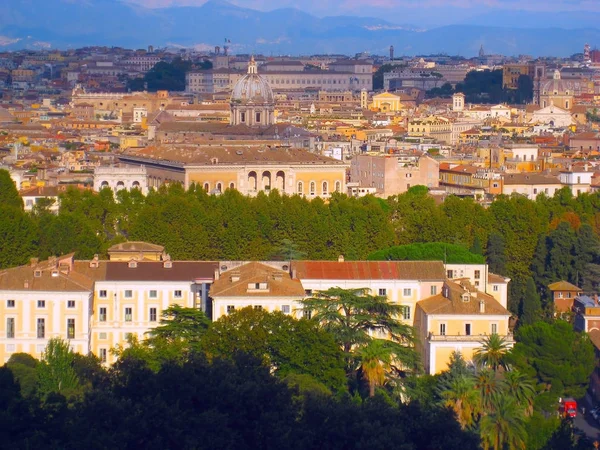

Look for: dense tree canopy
[368,242,485,263]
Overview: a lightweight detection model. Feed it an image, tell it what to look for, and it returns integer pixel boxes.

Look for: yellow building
[415,279,513,374]
[91,257,217,364]
[371,92,403,112]
[502,64,534,89]
[0,254,99,364]
[106,241,165,262]
[121,145,349,198]
[210,262,305,321]
[408,116,451,139]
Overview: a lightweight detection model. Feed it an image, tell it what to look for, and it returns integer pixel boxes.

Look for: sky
[126,0,600,13]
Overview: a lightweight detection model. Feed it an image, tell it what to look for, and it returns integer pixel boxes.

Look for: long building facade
[0,244,511,373]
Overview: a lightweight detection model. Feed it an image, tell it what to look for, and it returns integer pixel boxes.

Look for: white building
[559,165,594,196]
[94,165,148,195]
[531,104,573,127]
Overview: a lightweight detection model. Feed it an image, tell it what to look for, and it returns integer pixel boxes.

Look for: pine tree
[486,232,506,275]
[470,235,483,255]
[520,277,542,326]
[0,169,22,209]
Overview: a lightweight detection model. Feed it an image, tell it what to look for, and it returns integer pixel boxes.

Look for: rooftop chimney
[214,268,220,281]
[338,255,345,262]
[479,299,485,313]
[30,258,39,267]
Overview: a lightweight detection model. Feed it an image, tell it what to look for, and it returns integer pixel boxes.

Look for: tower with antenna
[389,45,394,61]
[584,43,591,63]
[223,38,231,56]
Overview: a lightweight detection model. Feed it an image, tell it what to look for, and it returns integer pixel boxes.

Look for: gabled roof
[211,262,304,297]
[548,280,582,291]
[107,241,164,253]
[292,261,445,281]
[416,280,510,316]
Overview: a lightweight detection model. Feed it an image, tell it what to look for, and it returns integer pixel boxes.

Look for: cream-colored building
[211,262,305,321]
[0,254,97,363]
[415,279,513,374]
[371,92,404,112]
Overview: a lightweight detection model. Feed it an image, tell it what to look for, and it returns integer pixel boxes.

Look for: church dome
[541,69,575,95]
[231,57,274,104]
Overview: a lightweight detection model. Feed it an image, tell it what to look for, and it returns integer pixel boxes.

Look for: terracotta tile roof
[548,280,582,291]
[107,241,164,253]
[416,280,510,316]
[104,261,218,282]
[488,273,509,284]
[589,329,600,351]
[503,173,561,185]
[211,262,305,297]
[292,261,445,281]
[125,145,347,166]
[0,257,106,292]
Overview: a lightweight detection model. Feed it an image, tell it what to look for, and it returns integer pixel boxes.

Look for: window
[67,300,75,308]
[322,181,328,195]
[149,290,157,299]
[558,292,564,299]
[37,300,45,308]
[99,307,107,322]
[305,289,313,296]
[125,332,132,340]
[227,305,235,314]
[447,270,453,279]
[99,348,107,363]
[99,332,107,339]
[465,323,471,336]
[474,270,480,280]
[125,307,132,322]
[37,318,45,339]
[67,319,75,339]
[335,181,341,192]
[99,290,107,298]
[310,182,316,195]
[255,112,261,123]
[403,288,412,297]
[281,305,291,314]
[254,305,263,311]
[149,307,157,322]
[439,323,446,336]
[7,299,15,308]
[124,290,133,298]
[303,309,312,320]
[174,290,182,298]
[430,285,437,296]
[402,306,411,320]
[240,112,246,122]
[491,323,498,335]
[297,181,303,194]
[493,285,499,292]
[378,288,387,296]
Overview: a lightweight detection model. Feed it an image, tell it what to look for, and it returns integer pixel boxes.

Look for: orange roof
[548,280,582,291]
[292,261,445,281]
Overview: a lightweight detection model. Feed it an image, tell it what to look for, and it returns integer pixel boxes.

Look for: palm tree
[474,333,510,372]
[439,373,481,429]
[479,396,527,450]
[356,339,392,397]
[474,368,503,413]
[502,370,536,416]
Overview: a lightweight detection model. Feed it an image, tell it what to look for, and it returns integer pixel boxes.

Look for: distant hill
[0,0,598,56]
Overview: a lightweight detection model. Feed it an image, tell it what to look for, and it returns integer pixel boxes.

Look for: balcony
[428,332,514,343]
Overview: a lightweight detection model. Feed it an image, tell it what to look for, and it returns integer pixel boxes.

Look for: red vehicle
[560,398,578,418]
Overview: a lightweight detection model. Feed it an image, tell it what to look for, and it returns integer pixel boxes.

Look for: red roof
[292,261,445,281]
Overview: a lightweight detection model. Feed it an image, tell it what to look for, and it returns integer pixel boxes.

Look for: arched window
[322,181,328,195]
[310,182,316,195]
[297,181,303,194]
[229,182,235,189]
[335,181,341,193]
[204,183,209,192]
[216,183,222,192]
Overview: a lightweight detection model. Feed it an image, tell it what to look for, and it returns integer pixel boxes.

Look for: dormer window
[128,261,137,268]
[462,294,470,302]
[34,270,42,277]
[51,270,59,277]
[163,261,172,269]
